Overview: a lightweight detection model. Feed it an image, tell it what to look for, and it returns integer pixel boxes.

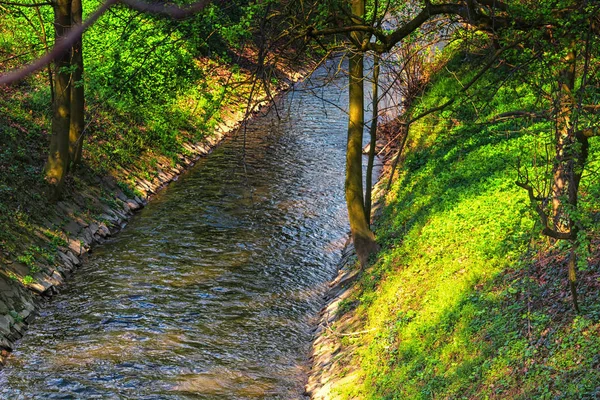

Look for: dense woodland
[1,0,600,398]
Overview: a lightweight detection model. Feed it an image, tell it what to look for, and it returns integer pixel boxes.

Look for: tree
[44,0,85,196]
[364,53,379,224]
[2,0,216,199]
[307,1,600,287]
[44,0,72,199]
[345,0,379,266]
[513,5,600,311]
[69,0,84,168]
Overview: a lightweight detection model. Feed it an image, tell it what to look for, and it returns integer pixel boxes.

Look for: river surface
[0,64,363,399]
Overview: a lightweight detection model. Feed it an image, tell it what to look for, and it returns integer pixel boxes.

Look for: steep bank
[0,52,313,363]
[307,48,600,399]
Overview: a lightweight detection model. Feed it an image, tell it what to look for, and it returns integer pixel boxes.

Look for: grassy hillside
[332,48,600,399]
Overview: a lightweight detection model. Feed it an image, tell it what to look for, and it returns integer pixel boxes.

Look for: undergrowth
[335,47,600,399]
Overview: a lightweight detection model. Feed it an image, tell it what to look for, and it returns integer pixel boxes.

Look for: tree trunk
[346,0,378,267]
[45,0,72,199]
[568,244,580,313]
[364,53,379,224]
[551,48,577,234]
[551,44,589,312]
[69,0,84,168]
[386,120,410,190]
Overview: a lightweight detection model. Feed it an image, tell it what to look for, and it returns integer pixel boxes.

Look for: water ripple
[0,63,355,399]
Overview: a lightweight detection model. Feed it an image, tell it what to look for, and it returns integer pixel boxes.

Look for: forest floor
[0,46,314,362]
[307,46,600,399]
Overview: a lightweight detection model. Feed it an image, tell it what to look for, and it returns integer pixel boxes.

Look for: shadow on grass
[348,91,600,398]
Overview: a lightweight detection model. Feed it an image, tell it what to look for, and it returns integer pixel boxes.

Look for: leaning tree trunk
[346,0,378,266]
[45,0,72,199]
[69,0,84,168]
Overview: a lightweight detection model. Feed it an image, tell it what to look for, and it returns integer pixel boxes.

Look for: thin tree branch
[0,0,213,85]
[0,0,51,7]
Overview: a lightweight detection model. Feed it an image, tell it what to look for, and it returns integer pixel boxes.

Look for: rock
[66,251,80,266]
[81,229,94,246]
[116,191,128,202]
[98,213,119,225]
[56,201,76,216]
[0,301,8,315]
[126,199,140,211]
[18,307,31,321]
[102,176,117,190]
[12,320,24,332]
[7,312,16,323]
[100,223,111,237]
[158,172,169,182]
[0,316,11,336]
[28,279,52,294]
[50,271,64,285]
[57,251,72,265]
[11,322,25,338]
[9,262,29,276]
[71,193,87,209]
[64,220,82,236]
[0,337,13,352]
[68,238,83,256]
[76,217,90,228]
[3,297,15,310]
[0,280,12,296]
[112,209,127,221]
[41,272,62,286]
[88,222,99,234]
[49,214,63,226]
[135,188,148,198]
[138,179,153,191]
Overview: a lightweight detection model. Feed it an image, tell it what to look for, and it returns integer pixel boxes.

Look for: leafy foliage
[335,47,600,399]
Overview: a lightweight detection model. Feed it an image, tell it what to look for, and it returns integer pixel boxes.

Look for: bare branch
[514,180,574,240]
[0,0,213,85]
[404,35,529,127]
[119,0,210,19]
[481,110,549,124]
[578,128,600,138]
[0,0,117,85]
[0,1,52,6]
[583,104,600,113]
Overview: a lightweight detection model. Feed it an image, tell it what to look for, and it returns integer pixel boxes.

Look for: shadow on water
[0,61,357,399]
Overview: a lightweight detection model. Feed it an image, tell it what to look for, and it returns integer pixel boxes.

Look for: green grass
[335,48,600,399]
[0,11,284,290]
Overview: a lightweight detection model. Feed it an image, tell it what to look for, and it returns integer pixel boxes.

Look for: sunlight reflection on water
[0,61,356,399]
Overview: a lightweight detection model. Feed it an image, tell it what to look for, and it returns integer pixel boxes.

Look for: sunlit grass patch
[334,48,600,399]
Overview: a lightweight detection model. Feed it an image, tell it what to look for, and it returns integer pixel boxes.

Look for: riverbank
[306,47,600,399]
[0,52,314,364]
[305,121,398,399]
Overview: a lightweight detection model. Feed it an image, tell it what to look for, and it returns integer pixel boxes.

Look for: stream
[0,63,363,399]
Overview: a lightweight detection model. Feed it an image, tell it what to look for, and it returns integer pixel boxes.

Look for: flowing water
[0,64,363,399]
